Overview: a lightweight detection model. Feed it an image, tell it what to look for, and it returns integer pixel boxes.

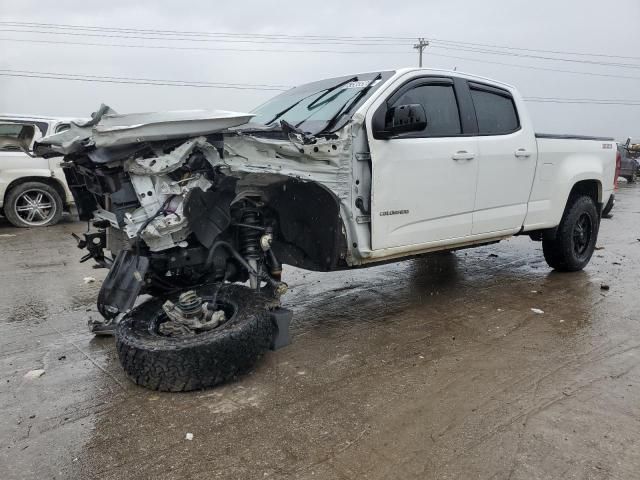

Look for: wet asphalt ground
[1,184,639,480]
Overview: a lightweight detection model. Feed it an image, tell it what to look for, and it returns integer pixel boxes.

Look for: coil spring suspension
[176,290,203,318]
[239,209,262,259]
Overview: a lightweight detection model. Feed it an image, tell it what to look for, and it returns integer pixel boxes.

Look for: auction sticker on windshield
[345,80,381,88]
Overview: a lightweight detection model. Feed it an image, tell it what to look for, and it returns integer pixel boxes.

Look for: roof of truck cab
[393,67,516,90]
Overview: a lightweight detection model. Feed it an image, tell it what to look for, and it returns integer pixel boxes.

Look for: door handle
[515,148,532,158]
[452,151,475,161]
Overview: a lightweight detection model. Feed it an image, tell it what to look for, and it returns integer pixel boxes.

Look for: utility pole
[413,37,429,67]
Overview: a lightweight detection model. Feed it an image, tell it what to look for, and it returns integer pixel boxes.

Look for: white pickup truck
[34,68,615,391]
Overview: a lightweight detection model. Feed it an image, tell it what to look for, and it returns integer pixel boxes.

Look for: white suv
[0,115,75,227]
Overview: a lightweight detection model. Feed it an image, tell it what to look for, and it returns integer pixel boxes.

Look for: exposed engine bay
[35,105,362,327]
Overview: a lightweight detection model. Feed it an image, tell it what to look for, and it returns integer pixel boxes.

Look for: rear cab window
[469,82,520,135]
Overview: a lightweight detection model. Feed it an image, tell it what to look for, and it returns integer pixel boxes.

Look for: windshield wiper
[306,76,358,110]
[263,76,358,126]
[317,73,382,134]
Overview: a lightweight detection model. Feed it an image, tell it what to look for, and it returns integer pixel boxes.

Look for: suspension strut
[239,208,262,289]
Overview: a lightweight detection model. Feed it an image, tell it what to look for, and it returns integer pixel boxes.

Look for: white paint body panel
[369,134,479,249]
[471,96,538,234]
[357,68,615,263]
[0,117,74,209]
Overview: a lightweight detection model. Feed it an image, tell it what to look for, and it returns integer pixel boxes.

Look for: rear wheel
[542,195,599,272]
[116,284,277,392]
[4,181,63,227]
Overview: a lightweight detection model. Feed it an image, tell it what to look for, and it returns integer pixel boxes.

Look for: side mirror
[375,104,427,138]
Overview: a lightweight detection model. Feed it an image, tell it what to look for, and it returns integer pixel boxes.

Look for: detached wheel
[4,181,63,227]
[116,284,277,392]
[543,195,599,272]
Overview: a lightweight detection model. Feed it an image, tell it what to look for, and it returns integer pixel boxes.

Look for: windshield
[251,71,394,134]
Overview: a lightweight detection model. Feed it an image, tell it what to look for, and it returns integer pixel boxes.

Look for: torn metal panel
[36,105,254,155]
[222,126,355,203]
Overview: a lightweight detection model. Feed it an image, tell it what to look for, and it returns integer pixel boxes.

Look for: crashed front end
[36,105,354,322]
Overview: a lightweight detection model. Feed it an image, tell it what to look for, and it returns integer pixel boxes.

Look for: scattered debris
[23,369,45,379]
[0,234,16,238]
[58,355,66,361]
[600,284,610,291]
[530,308,544,314]
[185,433,194,441]
[594,246,605,250]
[612,261,622,265]
[83,277,96,284]
[488,253,498,258]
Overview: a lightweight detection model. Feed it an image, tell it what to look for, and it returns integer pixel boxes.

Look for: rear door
[469,82,537,234]
[368,76,479,250]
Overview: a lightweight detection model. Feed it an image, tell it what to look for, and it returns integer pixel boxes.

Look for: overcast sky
[1,0,639,140]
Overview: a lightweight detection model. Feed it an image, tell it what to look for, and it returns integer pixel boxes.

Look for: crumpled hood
[36,104,254,156]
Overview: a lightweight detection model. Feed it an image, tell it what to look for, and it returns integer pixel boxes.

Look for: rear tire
[116,284,277,392]
[4,181,63,228]
[542,195,599,272]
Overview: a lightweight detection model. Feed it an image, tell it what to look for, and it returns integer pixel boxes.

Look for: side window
[470,86,519,135]
[390,84,461,136]
[55,123,70,133]
[0,124,30,152]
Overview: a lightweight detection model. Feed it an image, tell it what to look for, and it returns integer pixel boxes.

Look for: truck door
[368,77,479,250]
[468,82,537,234]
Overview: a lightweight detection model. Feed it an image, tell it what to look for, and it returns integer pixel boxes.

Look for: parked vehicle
[618,139,640,183]
[0,115,75,227]
[35,68,616,391]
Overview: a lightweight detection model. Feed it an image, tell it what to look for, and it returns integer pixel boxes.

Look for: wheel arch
[266,178,349,272]
[4,176,68,211]
[568,178,602,205]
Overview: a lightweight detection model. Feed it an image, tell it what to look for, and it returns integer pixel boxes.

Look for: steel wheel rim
[572,212,592,256]
[13,189,57,226]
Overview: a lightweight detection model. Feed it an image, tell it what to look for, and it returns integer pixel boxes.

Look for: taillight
[615,151,621,190]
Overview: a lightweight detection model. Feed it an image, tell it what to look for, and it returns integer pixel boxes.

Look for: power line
[4,27,640,69]
[0,70,290,90]
[4,36,640,82]
[0,37,411,55]
[4,28,640,71]
[427,52,640,81]
[0,28,413,46]
[0,21,415,41]
[2,68,639,106]
[2,20,638,61]
[0,69,291,88]
[428,44,640,70]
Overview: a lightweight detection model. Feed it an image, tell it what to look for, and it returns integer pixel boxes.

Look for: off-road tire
[542,195,599,272]
[4,181,63,228]
[116,284,277,392]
